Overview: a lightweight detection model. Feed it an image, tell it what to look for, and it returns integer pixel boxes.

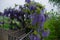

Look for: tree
[49,0,60,7]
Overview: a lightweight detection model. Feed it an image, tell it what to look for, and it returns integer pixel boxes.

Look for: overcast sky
[0,0,57,12]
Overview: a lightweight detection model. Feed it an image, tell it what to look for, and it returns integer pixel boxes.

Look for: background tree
[49,0,60,7]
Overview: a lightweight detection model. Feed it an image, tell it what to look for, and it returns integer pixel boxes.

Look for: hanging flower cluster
[0,0,50,40]
[25,0,50,40]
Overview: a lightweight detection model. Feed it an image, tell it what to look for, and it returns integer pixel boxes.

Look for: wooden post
[0,29,8,40]
[0,29,3,40]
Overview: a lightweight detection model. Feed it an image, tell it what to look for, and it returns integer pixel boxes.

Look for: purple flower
[36,9,46,38]
[29,5,36,10]
[31,13,38,25]
[4,8,14,17]
[29,34,34,40]
[31,9,45,26]
[37,9,45,28]
[4,9,9,16]
[38,14,45,27]
[34,35,40,40]
[0,22,4,24]
[31,9,46,34]
[42,29,50,37]
[25,0,31,3]
[29,34,40,40]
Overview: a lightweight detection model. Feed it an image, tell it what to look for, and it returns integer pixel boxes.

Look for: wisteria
[0,0,50,40]
[25,0,31,3]
[29,34,40,40]
[42,29,50,37]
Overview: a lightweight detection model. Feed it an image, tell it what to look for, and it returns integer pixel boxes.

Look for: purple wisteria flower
[31,9,45,34]
[0,0,50,40]
[34,35,40,40]
[4,9,9,17]
[0,22,4,24]
[29,34,40,40]
[25,0,31,3]
[31,9,45,25]
[29,34,34,40]
[38,9,45,31]
[31,13,38,25]
[42,29,50,37]
[31,9,45,27]
[29,5,36,10]
[31,9,49,40]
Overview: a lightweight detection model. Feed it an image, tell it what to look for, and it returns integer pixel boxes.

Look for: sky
[0,0,57,12]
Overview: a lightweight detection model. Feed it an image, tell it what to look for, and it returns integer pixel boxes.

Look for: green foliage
[44,11,60,40]
[35,7,41,14]
[44,18,56,40]
[49,0,60,6]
